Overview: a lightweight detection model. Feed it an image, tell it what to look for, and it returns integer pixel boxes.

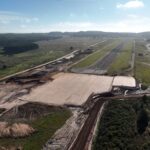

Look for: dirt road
[124,40,135,75]
[69,99,105,150]
[69,93,150,150]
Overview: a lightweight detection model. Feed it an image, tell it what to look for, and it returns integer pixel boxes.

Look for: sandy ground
[0,83,20,99]
[113,76,136,87]
[21,73,113,106]
[0,99,26,110]
[0,83,27,109]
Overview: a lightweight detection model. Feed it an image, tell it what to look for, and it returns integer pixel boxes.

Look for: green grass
[0,109,71,150]
[0,51,64,78]
[72,40,121,69]
[0,37,102,78]
[93,97,150,150]
[135,62,150,85]
[134,40,150,86]
[108,41,133,74]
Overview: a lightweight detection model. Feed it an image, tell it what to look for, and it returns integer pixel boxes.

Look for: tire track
[69,99,105,150]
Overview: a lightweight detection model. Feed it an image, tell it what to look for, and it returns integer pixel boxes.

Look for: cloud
[48,22,94,32]
[44,15,150,33]
[69,13,76,17]
[117,0,144,9]
[127,14,138,18]
[0,11,39,24]
[33,17,39,21]
[99,7,104,10]
[1,13,150,33]
[20,25,27,28]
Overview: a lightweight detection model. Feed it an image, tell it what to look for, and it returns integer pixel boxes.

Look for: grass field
[134,40,150,85]
[135,62,150,85]
[0,109,71,150]
[93,96,150,150]
[72,39,121,69]
[0,37,102,78]
[108,40,133,74]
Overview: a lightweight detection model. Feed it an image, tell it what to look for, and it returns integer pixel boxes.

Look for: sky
[0,0,149,33]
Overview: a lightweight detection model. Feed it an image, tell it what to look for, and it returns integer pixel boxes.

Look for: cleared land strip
[89,43,124,71]
[21,73,113,106]
[141,62,150,67]
[70,99,105,150]
[72,39,121,69]
[19,73,136,107]
[0,49,79,82]
[108,40,133,75]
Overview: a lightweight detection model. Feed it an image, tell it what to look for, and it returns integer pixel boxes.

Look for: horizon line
[0,30,149,34]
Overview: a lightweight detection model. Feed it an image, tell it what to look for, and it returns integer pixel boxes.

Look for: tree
[137,108,149,135]
[142,95,148,105]
[70,46,74,51]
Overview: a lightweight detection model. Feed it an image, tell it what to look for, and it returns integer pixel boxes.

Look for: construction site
[0,38,150,150]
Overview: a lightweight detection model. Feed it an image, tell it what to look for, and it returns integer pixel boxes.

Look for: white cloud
[117,0,144,9]
[20,24,27,28]
[0,11,39,24]
[33,17,39,21]
[127,14,138,18]
[69,13,76,17]
[1,13,150,33]
[1,16,150,33]
[44,15,150,33]
[0,11,20,15]
[100,7,104,10]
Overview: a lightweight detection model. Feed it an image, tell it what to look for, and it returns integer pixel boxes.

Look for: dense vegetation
[48,31,144,38]
[0,33,61,55]
[93,96,150,150]
[2,43,39,55]
[0,33,61,47]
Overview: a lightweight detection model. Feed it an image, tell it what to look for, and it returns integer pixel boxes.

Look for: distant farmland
[0,36,102,78]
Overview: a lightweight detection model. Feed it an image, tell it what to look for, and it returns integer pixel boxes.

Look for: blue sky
[0,0,149,33]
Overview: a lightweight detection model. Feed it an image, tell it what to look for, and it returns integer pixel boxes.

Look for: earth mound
[0,122,35,138]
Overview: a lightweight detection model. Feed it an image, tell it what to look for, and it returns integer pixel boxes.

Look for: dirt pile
[6,70,53,85]
[0,122,35,138]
